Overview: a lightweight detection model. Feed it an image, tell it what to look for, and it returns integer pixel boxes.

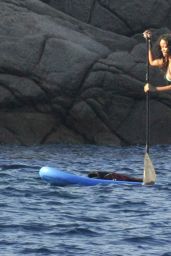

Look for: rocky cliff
[0,0,171,145]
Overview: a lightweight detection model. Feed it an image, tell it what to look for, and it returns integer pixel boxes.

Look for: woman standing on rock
[143,30,171,92]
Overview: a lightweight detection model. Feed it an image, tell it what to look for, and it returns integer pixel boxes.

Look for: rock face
[0,0,171,145]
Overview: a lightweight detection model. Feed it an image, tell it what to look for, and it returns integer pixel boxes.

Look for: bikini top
[165,64,171,82]
[165,73,171,82]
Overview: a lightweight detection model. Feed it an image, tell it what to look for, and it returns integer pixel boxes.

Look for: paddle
[143,35,156,185]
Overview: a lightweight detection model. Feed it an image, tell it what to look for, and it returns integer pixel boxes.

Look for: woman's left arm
[156,85,171,92]
[144,83,171,92]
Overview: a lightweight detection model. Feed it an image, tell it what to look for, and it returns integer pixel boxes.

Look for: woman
[143,30,171,92]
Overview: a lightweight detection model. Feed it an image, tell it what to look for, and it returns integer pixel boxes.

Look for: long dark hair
[153,34,171,71]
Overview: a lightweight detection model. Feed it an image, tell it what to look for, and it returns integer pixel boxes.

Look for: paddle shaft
[146,38,151,154]
[143,36,157,185]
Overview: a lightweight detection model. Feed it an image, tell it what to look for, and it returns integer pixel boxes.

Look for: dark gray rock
[0,0,171,145]
[45,0,170,35]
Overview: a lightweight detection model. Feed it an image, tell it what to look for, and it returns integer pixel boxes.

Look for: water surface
[0,144,171,256]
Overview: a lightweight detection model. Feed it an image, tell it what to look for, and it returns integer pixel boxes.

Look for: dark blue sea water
[0,144,171,256]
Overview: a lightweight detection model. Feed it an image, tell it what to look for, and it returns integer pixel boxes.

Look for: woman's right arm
[143,30,163,67]
[148,49,163,67]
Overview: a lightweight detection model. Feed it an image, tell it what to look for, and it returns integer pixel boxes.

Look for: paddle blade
[143,153,156,185]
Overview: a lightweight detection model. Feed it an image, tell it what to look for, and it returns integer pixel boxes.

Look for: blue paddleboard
[39,167,143,186]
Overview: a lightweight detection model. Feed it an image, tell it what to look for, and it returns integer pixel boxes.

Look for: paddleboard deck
[39,167,143,186]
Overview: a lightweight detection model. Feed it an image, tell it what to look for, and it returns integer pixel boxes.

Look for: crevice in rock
[39,126,56,144]
[97,0,133,34]
[85,98,130,145]
[87,0,97,24]
[62,57,102,122]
